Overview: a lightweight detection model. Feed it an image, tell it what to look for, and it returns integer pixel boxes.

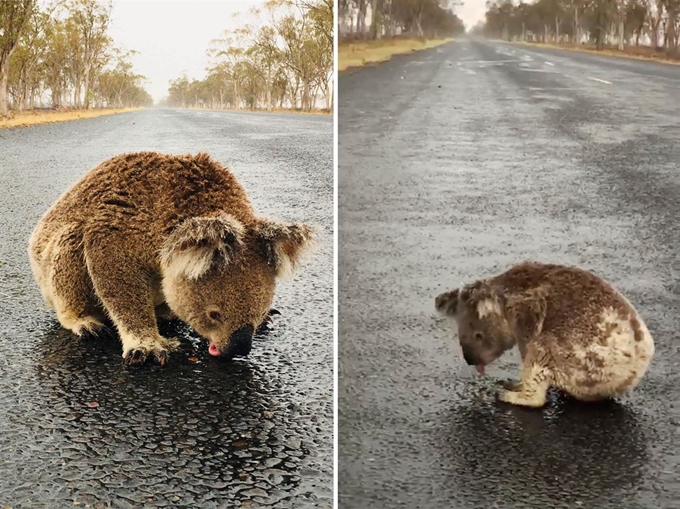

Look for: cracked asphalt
[0,108,333,508]
[338,40,680,508]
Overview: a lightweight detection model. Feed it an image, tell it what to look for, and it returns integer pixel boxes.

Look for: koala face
[435,281,515,372]
[161,214,315,359]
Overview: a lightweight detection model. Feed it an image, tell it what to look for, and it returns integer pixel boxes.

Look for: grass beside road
[515,41,680,65]
[0,107,144,129]
[339,37,453,71]
[190,106,331,116]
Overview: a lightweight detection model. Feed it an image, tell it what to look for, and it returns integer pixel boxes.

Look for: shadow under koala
[439,395,650,507]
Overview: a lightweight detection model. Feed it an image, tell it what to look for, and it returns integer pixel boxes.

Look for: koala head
[160,213,315,359]
[435,280,515,372]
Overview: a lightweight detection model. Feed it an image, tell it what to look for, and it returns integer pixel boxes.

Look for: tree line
[0,0,152,118]
[164,0,333,113]
[479,0,679,55]
[338,0,466,40]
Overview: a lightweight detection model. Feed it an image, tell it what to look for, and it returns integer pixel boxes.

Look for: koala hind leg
[84,234,179,366]
[39,226,107,337]
[497,344,552,408]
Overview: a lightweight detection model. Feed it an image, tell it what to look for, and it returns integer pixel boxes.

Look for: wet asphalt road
[0,108,333,508]
[338,40,679,508]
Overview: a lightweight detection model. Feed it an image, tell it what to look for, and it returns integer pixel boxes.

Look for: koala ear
[435,288,459,316]
[463,281,505,318]
[160,214,245,280]
[255,219,316,280]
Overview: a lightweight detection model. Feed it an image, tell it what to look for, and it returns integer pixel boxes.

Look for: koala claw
[80,324,115,341]
[125,349,147,366]
[124,337,179,366]
[154,350,168,366]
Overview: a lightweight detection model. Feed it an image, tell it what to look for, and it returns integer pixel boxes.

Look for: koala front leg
[497,345,552,408]
[84,238,179,366]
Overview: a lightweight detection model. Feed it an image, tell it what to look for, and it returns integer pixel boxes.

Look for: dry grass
[190,106,331,116]
[339,37,454,71]
[0,107,145,129]
[515,41,680,65]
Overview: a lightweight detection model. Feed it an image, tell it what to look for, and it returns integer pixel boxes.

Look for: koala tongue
[475,364,485,375]
[208,344,222,357]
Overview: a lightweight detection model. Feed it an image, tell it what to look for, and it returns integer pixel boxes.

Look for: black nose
[462,349,476,366]
[228,324,254,357]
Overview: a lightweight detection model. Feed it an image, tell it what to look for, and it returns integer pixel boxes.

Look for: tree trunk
[618,16,625,50]
[667,8,677,57]
[84,64,91,109]
[357,0,366,36]
[370,0,381,39]
[0,53,11,117]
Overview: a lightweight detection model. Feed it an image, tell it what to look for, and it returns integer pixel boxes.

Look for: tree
[66,0,112,108]
[171,0,333,112]
[0,0,37,116]
[3,0,150,113]
[339,0,465,40]
[479,0,679,54]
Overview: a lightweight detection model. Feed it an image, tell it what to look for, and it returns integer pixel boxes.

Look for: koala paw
[123,337,180,366]
[71,317,111,339]
[496,388,546,408]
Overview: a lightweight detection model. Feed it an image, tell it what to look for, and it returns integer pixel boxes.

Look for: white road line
[588,77,613,84]
[545,61,554,66]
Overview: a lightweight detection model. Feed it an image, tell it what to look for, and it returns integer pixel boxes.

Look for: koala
[435,262,655,408]
[28,151,315,366]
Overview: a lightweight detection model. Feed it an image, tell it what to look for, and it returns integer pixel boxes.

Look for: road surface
[338,40,679,508]
[0,108,333,508]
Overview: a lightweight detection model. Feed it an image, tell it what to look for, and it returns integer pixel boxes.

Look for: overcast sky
[457,1,486,30]
[108,0,486,103]
[108,0,263,103]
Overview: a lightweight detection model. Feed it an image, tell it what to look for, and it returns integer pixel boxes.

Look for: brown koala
[435,262,655,408]
[28,151,315,366]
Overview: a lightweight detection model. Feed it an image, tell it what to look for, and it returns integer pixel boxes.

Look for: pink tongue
[208,344,221,357]
[475,364,485,375]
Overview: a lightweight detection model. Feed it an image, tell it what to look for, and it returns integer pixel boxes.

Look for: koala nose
[228,324,254,357]
[462,349,476,366]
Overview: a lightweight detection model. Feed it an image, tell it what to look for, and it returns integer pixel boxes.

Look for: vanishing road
[339,40,680,508]
[0,108,333,508]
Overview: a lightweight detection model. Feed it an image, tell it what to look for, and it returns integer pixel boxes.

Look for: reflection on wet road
[338,39,679,508]
[0,108,333,508]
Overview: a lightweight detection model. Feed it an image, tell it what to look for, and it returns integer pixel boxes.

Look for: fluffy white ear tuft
[255,219,316,280]
[160,214,244,280]
[476,298,503,318]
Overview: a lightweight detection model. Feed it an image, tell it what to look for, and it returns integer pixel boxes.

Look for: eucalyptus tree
[169,0,333,112]
[0,0,37,116]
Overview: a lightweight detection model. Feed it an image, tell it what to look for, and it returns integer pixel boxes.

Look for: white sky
[109,0,263,103]
[458,1,487,30]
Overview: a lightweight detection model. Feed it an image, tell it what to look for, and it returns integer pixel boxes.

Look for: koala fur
[28,151,315,366]
[435,262,654,408]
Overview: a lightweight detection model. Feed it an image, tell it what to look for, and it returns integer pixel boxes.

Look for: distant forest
[338,0,466,40]
[0,0,152,117]
[164,0,333,113]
